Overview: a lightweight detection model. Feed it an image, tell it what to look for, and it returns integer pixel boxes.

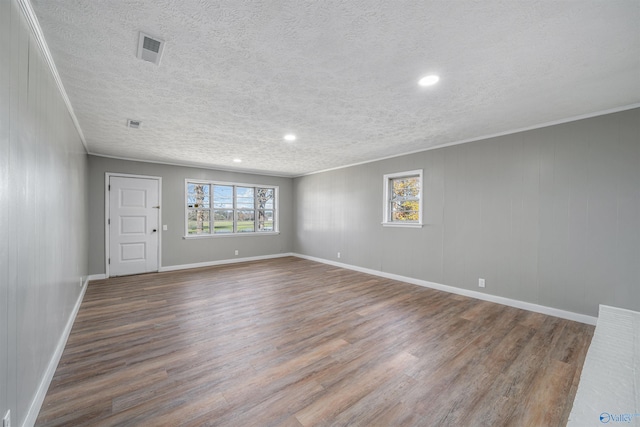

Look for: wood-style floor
[36,257,594,427]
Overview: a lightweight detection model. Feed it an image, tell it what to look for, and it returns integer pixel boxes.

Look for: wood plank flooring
[36,257,594,427]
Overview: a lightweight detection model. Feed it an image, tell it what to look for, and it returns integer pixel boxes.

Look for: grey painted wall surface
[0,2,9,422]
[294,108,640,317]
[1,1,89,425]
[88,156,294,275]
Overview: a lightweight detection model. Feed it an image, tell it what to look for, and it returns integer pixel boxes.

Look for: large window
[382,170,423,227]
[186,180,278,236]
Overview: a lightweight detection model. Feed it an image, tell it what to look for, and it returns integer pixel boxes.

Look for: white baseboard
[22,256,596,427]
[87,253,294,279]
[292,253,598,325]
[87,253,598,325]
[158,252,294,273]
[23,276,89,427]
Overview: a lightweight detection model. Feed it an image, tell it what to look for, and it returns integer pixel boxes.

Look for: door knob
[152,229,157,232]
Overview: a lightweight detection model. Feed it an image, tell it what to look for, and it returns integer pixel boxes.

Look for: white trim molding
[105,173,163,278]
[184,179,279,237]
[382,169,424,228]
[23,276,89,427]
[183,232,280,239]
[300,103,640,178]
[293,253,598,325]
[159,253,294,273]
[17,0,87,151]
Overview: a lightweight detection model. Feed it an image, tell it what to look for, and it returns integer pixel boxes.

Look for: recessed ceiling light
[418,75,439,87]
[233,158,242,163]
[284,134,296,141]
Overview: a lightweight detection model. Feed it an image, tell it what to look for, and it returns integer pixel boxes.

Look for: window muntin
[382,170,423,227]
[186,181,278,236]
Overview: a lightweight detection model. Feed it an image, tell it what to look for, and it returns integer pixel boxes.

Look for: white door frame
[105,172,162,277]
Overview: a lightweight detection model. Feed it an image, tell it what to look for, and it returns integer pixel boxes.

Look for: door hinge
[108,184,111,191]
[108,218,110,225]
[108,258,110,265]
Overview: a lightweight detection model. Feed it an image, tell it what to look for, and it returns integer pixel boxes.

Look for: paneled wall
[88,156,294,275]
[294,108,640,317]
[0,1,89,425]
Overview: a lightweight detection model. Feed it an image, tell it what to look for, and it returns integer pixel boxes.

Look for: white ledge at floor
[567,304,640,427]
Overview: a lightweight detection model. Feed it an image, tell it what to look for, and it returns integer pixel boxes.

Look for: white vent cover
[127,119,141,129]
[137,32,164,65]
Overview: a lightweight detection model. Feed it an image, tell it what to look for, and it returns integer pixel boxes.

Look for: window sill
[183,232,280,239]
[381,222,424,228]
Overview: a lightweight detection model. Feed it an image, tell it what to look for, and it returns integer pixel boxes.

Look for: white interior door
[109,176,159,276]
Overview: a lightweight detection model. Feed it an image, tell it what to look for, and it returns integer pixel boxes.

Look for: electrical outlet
[234,250,239,256]
[337,252,341,259]
[3,410,10,427]
[79,277,84,288]
[478,278,485,288]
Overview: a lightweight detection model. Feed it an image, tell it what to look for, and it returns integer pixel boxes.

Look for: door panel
[120,216,146,234]
[109,176,159,276]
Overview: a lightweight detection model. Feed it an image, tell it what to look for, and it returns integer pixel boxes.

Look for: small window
[186,180,278,237]
[382,170,423,228]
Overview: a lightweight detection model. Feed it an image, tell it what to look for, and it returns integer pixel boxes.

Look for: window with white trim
[186,180,278,236]
[382,170,423,227]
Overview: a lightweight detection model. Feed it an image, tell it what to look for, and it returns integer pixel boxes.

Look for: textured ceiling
[30,0,640,177]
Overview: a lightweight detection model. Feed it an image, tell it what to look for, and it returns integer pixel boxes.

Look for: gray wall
[1,1,89,425]
[88,156,294,275]
[294,108,640,317]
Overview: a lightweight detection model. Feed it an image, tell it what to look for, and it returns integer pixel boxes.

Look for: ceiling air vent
[127,119,141,129]
[137,32,164,65]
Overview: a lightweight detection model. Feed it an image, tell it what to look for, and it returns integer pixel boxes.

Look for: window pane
[237,210,255,232]
[391,200,420,221]
[213,185,233,209]
[236,187,255,209]
[257,210,274,231]
[391,177,419,199]
[256,188,274,209]
[187,183,210,208]
[390,176,420,222]
[188,209,210,234]
[213,209,233,234]
[186,182,278,236]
